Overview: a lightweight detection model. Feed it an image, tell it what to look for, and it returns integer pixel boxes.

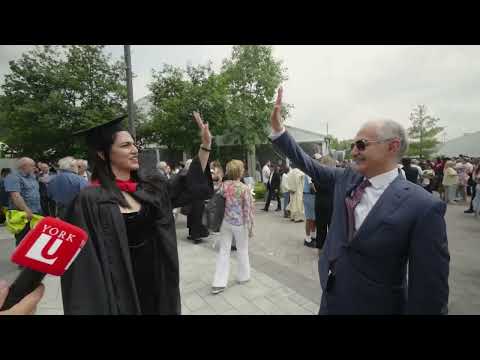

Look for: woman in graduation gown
[61,112,213,315]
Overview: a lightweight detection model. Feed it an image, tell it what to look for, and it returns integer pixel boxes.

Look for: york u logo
[25,224,76,265]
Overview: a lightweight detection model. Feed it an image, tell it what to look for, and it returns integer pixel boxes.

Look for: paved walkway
[0,203,320,315]
[1,198,479,315]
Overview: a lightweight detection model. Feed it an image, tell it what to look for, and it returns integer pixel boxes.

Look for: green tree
[407,105,443,159]
[147,63,228,156]
[142,46,289,168]
[325,135,353,159]
[221,45,289,147]
[0,45,127,161]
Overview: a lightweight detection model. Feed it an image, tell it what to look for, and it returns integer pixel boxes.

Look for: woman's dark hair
[401,158,411,168]
[1,168,11,177]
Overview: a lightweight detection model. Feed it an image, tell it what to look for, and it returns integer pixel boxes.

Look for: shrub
[254,182,267,200]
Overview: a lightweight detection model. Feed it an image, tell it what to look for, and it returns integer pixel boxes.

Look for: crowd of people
[258,153,480,255]
[1,86,478,315]
[399,156,480,216]
[0,157,91,247]
[261,153,357,254]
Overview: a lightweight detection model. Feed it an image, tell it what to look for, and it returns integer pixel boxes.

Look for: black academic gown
[60,157,213,315]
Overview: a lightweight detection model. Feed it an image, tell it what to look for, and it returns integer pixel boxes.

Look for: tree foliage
[145,45,289,156]
[220,45,289,147]
[407,104,443,159]
[0,45,127,161]
[146,63,228,155]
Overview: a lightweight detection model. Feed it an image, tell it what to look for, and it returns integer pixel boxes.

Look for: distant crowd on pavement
[257,152,480,255]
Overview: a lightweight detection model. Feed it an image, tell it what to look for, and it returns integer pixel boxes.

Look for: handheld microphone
[0,216,88,311]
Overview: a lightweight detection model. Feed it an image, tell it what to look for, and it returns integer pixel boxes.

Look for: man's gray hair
[17,157,35,169]
[58,156,78,172]
[156,161,167,171]
[361,119,409,159]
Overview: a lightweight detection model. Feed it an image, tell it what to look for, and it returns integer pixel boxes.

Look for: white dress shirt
[354,168,399,231]
[270,127,286,140]
[262,165,271,184]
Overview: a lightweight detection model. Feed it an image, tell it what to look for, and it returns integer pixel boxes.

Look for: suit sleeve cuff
[269,127,286,141]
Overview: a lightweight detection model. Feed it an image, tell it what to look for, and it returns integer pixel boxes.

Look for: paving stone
[189,305,217,315]
[181,307,192,315]
[219,308,242,315]
[181,280,209,295]
[253,273,284,289]
[234,302,265,315]
[183,292,208,312]
[273,296,312,315]
[251,296,286,315]
[238,284,271,301]
[265,286,296,301]
[288,292,311,307]
[302,301,319,314]
[222,290,250,309]
[202,294,234,314]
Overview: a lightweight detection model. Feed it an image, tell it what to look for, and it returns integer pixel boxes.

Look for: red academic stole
[90,178,138,193]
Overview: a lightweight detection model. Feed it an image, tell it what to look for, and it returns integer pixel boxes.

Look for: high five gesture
[271,87,284,133]
[193,111,212,148]
[193,111,212,172]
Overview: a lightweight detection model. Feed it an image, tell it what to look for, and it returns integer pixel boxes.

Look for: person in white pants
[212,160,255,294]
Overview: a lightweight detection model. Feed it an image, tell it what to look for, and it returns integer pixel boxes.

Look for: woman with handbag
[211,160,255,295]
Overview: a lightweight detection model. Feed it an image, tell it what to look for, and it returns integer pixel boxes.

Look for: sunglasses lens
[351,140,366,151]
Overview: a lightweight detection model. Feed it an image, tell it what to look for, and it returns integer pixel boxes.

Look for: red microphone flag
[10,217,88,276]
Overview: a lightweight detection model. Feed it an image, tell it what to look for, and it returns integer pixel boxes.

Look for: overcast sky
[1,45,479,141]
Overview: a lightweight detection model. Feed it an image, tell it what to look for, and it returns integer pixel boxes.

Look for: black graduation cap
[74,114,128,150]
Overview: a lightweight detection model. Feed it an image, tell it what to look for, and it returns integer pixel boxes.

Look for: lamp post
[124,45,136,139]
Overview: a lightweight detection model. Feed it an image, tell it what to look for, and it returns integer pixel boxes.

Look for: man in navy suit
[270,88,449,315]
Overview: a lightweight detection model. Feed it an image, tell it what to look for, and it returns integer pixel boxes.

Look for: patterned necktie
[345,179,371,242]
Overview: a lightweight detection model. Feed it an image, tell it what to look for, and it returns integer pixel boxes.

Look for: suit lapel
[351,175,411,243]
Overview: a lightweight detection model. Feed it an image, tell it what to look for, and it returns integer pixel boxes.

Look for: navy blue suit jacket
[273,131,450,314]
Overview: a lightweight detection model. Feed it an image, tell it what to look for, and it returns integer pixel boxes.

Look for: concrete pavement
[0,198,479,315]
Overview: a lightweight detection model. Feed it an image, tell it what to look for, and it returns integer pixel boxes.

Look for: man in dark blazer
[270,88,449,315]
[263,164,282,211]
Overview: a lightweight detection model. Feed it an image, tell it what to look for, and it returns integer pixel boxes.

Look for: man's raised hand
[271,87,284,133]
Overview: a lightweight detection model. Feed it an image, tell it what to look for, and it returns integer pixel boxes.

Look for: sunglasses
[350,138,395,151]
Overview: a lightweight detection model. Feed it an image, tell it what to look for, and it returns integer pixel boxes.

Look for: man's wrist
[270,127,286,140]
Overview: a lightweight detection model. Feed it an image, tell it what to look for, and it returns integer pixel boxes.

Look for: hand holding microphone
[0,216,88,312]
[0,281,44,315]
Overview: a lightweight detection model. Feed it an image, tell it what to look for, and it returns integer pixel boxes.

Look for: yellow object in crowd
[5,210,44,235]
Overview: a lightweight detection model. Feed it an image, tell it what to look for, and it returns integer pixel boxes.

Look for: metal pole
[124,45,136,139]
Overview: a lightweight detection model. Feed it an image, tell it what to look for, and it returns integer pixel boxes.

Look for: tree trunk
[247,144,256,180]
